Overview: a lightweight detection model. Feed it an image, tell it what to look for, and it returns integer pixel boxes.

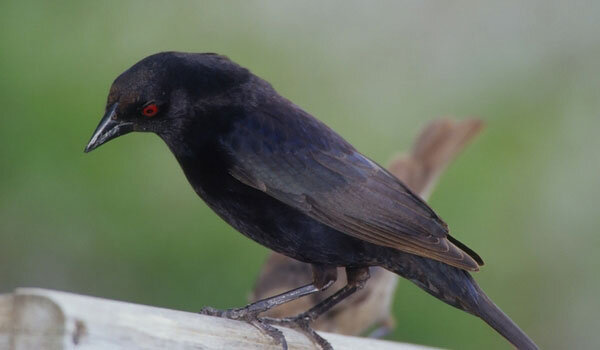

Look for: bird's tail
[382,252,538,349]
[474,289,538,350]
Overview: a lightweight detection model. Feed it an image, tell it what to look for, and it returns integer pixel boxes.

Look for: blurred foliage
[1,1,599,349]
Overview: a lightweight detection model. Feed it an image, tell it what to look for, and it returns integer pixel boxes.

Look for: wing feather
[222,107,480,271]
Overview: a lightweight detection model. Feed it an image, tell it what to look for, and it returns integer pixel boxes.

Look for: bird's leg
[200,264,337,349]
[264,267,371,350]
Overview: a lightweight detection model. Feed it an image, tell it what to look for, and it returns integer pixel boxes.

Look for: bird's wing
[220,107,480,271]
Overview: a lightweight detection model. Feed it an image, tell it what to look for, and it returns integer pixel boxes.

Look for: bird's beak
[84,103,133,153]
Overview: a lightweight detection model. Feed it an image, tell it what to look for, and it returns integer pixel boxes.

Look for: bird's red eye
[142,104,158,117]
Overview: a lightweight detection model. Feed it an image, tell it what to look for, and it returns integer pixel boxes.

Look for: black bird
[85,52,538,350]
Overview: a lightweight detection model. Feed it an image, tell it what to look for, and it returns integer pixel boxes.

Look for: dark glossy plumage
[85,52,537,350]
[222,96,482,271]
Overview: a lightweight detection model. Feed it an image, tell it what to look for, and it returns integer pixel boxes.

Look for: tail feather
[475,291,538,350]
[447,234,484,266]
[383,251,538,349]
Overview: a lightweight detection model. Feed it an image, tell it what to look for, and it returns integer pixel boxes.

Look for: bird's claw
[199,306,222,316]
[264,313,333,350]
[199,306,289,349]
[251,318,288,350]
[199,306,252,319]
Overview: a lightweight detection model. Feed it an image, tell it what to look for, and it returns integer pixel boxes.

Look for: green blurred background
[1,1,599,349]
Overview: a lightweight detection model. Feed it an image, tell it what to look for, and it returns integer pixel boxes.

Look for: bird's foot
[264,313,332,350]
[200,306,288,349]
[200,305,252,319]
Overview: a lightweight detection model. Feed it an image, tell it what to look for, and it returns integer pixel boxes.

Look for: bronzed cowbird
[85,52,538,350]
[251,119,484,338]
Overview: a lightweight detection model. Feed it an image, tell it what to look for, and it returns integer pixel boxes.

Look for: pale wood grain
[0,288,440,350]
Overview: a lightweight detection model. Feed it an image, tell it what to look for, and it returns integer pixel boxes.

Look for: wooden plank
[0,288,439,350]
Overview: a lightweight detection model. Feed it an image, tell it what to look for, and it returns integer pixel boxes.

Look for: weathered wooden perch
[0,288,439,350]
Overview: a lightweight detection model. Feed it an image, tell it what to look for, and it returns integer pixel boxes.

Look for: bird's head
[84,52,251,153]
